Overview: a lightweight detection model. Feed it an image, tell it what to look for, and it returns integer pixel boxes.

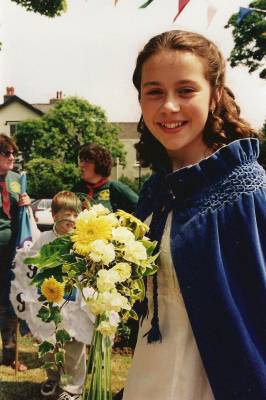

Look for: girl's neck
[169,144,214,171]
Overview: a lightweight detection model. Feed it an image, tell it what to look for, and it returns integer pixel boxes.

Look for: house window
[5,121,19,135]
[10,124,17,135]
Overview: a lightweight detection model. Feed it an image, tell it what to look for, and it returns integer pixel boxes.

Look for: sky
[0,0,265,128]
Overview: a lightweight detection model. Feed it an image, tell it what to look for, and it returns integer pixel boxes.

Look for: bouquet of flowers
[24,204,159,400]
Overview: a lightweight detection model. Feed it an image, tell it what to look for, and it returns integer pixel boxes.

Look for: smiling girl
[122,30,266,400]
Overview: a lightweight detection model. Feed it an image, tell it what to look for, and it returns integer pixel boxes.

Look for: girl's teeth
[161,122,183,128]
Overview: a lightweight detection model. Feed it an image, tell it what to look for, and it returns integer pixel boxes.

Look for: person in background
[122,30,266,400]
[72,143,138,213]
[0,133,29,372]
[13,191,87,400]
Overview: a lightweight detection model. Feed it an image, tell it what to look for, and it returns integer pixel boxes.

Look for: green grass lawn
[0,335,132,400]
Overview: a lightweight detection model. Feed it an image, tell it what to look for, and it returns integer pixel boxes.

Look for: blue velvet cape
[136,138,266,400]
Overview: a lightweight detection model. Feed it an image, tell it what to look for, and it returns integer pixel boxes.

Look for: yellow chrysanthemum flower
[41,276,65,304]
[71,216,113,256]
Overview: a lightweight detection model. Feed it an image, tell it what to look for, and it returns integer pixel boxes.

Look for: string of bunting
[114,0,266,28]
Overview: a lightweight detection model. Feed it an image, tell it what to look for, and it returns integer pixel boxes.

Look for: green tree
[26,158,80,198]
[14,97,126,164]
[10,0,67,17]
[225,0,266,79]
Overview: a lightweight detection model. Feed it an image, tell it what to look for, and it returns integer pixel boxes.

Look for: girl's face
[140,50,214,169]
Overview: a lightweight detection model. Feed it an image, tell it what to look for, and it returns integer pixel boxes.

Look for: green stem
[82,315,113,400]
[82,316,99,400]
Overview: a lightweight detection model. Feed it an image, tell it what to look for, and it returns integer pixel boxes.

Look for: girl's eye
[178,87,195,95]
[146,89,163,96]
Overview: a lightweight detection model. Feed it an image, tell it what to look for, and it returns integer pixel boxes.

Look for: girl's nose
[161,95,180,113]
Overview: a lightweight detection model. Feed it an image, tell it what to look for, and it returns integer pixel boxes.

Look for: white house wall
[0,102,40,135]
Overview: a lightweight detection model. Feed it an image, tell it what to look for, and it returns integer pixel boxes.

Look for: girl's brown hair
[133,30,258,170]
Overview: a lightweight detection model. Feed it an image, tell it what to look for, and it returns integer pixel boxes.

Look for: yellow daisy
[71,216,113,256]
[41,276,65,304]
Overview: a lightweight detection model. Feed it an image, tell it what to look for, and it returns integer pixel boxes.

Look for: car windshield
[38,199,52,209]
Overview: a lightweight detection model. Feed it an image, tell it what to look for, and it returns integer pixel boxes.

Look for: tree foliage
[225,0,266,79]
[26,158,80,198]
[10,0,67,17]
[14,97,126,164]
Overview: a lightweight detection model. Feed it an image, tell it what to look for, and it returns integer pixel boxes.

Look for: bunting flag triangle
[206,0,217,27]
[173,0,190,22]
[139,0,155,9]
[237,7,253,25]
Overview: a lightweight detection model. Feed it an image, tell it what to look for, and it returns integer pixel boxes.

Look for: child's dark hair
[78,143,113,177]
[52,191,81,215]
[133,30,258,170]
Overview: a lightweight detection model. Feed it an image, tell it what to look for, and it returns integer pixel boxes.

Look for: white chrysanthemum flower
[124,240,147,264]
[112,227,135,243]
[90,204,110,216]
[105,213,119,227]
[96,311,120,337]
[112,262,131,282]
[89,240,115,265]
[88,297,106,315]
[82,287,95,300]
[101,290,131,312]
[97,269,119,292]
[76,208,97,221]
[96,320,117,337]
[87,290,130,315]
[108,310,120,326]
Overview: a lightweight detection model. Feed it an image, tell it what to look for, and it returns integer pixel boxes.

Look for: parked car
[31,199,53,231]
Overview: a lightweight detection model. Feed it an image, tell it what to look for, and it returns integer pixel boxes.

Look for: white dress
[123,215,214,400]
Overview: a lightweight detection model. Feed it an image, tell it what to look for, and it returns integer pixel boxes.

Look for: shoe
[113,388,124,400]
[41,379,58,396]
[57,391,81,400]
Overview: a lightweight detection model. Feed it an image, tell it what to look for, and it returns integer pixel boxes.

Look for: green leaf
[55,350,65,365]
[37,306,50,322]
[142,263,159,276]
[32,266,63,287]
[56,329,71,346]
[130,278,145,301]
[24,237,72,270]
[50,306,63,326]
[38,341,54,357]
[140,239,158,256]
[42,362,55,370]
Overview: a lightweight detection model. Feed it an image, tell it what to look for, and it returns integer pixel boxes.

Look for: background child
[11,191,93,400]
